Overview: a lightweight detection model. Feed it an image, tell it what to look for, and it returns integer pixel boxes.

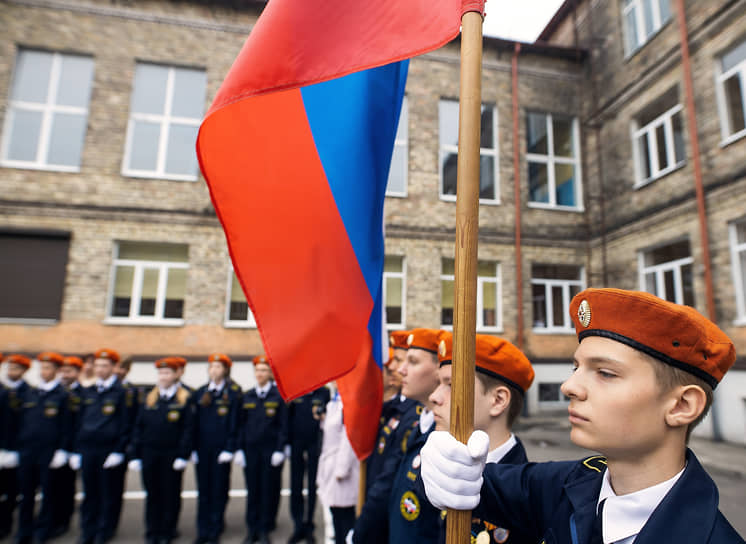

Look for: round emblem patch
[438,340,447,358]
[167,410,180,422]
[44,406,58,417]
[377,437,386,454]
[493,527,510,543]
[217,406,228,416]
[412,454,421,470]
[578,299,592,328]
[399,491,420,521]
[102,404,115,415]
[266,408,276,417]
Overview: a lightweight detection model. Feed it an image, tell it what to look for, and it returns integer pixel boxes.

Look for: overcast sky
[482,0,566,42]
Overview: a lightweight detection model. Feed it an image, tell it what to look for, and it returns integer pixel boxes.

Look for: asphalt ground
[21,416,746,542]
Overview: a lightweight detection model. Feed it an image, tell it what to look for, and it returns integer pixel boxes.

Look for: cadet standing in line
[429,333,535,544]
[0,354,31,539]
[287,384,330,544]
[422,288,744,544]
[236,355,288,544]
[352,331,421,544]
[70,348,131,544]
[128,357,194,544]
[49,355,84,538]
[192,353,242,544]
[12,352,71,544]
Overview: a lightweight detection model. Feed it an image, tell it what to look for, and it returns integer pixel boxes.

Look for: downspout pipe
[512,43,524,351]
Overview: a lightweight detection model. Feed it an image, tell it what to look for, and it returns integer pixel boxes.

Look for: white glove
[102,452,125,469]
[128,459,142,471]
[0,450,8,469]
[234,450,246,468]
[4,451,19,469]
[172,458,188,471]
[49,449,69,469]
[270,451,285,467]
[69,454,82,471]
[345,529,354,544]
[217,451,234,464]
[190,451,199,464]
[284,444,291,458]
[420,430,489,511]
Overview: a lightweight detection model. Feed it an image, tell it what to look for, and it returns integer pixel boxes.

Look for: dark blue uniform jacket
[193,382,242,453]
[480,449,744,544]
[287,386,330,445]
[129,387,194,460]
[10,383,70,453]
[74,381,131,454]
[239,385,288,452]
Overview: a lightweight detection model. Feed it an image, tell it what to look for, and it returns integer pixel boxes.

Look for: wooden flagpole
[447,9,483,544]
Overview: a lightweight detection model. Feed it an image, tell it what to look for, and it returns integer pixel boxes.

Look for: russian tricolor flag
[197,0,471,457]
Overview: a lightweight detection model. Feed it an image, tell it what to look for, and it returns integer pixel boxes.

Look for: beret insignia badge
[578,299,592,328]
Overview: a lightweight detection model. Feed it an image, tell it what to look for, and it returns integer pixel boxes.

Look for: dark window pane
[441,308,454,326]
[229,301,248,321]
[480,106,494,149]
[532,264,581,281]
[386,306,402,324]
[555,164,576,207]
[724,75,745,135]
[480,155,495,200]
[532,284,547,328]
[552,285,565,327]
[682,263,695,307]
[112,297,131,317]
[553,116,574,157]
[672,112,685,163]
[646,240,690,266]
[663,269,676,302]
[526,113,548,154]
[441,151,458,196]
[164,299,184,319]
[638,134,652,181]
[139,298,156,316]
[528,162,549,203]
[539,383,561,402]
[656,124,668,170]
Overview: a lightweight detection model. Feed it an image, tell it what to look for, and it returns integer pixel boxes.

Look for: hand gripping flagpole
[448,5,484,544]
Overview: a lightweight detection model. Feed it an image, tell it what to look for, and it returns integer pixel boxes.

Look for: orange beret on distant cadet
[438,333,534,394]
[570,288,736,389]
[155,357,186,370]
[208,353,232,368]
[384,347,395,367]
[389,330,410,350]
[406,328,443,354]
[253,355,270,366]
[5,354,31,368]
[37,352,64,365]
[62,356,84,369]
[94,348,120,364]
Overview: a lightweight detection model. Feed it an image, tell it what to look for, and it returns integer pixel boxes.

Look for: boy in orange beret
[421,288,743,544]
[429,333,535,544]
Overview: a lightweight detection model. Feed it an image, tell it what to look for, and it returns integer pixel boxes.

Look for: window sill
[623,20,672,61]
[0,160,80,173]
[527,202,584,213]
[121,170,199,182]
[224,321,258,329]
[531,328,576,335]
[385,192,408,199]
[0,318,58,326]
[440,194,501,206]
[386,323,406,330]
[633,161,686,189]
[720,131,746,148]
[104,317,185,327]
[733,317,746,327]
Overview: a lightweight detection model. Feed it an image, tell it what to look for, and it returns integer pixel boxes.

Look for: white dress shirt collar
[486,434,517,464]
[96,374,117,391]
[597,466,685,544]
[256,382,271,397]
[5,378,24,389]
[159,384,178,399]
[38,378,60,392]
[419,408,435,434]
[208,380,225,393]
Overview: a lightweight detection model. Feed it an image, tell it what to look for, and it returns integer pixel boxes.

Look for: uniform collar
[208,380,225,393]
[96,375,117,390]
[486,434,517,464]
[419,408,434,433]
[5,378,25,389]
[159,384,178,399]
[256,382,271,397]
[38,378,60,392]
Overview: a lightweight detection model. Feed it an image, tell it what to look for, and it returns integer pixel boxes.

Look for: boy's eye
[597,369,616,378]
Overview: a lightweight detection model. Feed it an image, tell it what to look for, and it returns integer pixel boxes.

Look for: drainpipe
[674,0,721,441]
[512,43,524,351]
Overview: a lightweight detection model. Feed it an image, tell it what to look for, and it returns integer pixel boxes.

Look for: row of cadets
[0,354,30,539]
[430,333,535,544]
[192,353,242,544]
[287,381,329,544]
[236,355,288,544]
[72,348,132,544]
[127,356,194,544]
[352,330,420,544]
[421,288,744,544]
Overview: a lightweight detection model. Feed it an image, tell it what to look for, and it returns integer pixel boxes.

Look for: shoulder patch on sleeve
[581,455,607,473]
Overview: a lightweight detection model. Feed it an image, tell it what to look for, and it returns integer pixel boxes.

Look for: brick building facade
[1,0,744,441]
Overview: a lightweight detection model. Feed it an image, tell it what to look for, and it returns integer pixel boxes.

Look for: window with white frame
[439,99,498,202]
[622,0,672,56]
[441,258,501,330]
[386,97,408,197]
[1,49,93,170]
[122,63,206,180]
[716,40,746,144]
[632,89,685,187]
[639,239,694,306]
[526,112,582,209]
[730,221,746,324]
[107,241,188,324]
[538,383,570,403]
[531,264,584,332]
[383,256,406,328]
[225,266,256,327]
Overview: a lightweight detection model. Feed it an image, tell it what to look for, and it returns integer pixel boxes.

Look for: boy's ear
[489,385,511,418]
[665,385,707,429]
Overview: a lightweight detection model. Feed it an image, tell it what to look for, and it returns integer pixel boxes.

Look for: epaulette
[176,386,190,406]
[231,383,240,392]
[145,386,159,408]
[581,455,607,473]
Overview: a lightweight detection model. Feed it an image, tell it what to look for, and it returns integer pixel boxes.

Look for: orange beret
[384,347,395,367]
[253,355,269,366]
[438,333,534,393]
[155,356,186,370]
[37,352,64,365]
[94,348,120,364]
[570,288,735,388]
[62,356,84,369]
[5,354,31,368]
[389,330,410,350]
[208,353,232,367]
[407,328,443,354]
